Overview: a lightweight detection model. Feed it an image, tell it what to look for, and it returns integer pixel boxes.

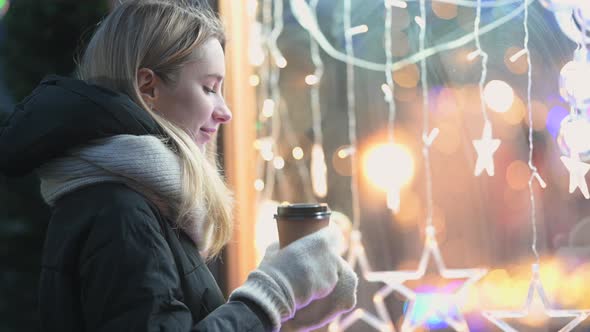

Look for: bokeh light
[432,2,457,20]
[292,146,304,160]
[254,179,265,192]
[249,74,260,86]
[394,63,420,88]
[546,105,569,138]
[332,145,352,176]
[557,114,590,156]
[363,143,414,192]
[305,74,319,85]
[405,294,459,330]
[262,99,275,118]
[484,80,515,113]
[273,156,285,169]
[559,59,590,110]
[275,56,287,68]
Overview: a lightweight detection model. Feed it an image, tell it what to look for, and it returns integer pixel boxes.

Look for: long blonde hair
[76,0,233,260]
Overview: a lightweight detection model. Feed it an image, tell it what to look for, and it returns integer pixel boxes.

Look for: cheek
[187,92,214,124]
[167,88,212,129]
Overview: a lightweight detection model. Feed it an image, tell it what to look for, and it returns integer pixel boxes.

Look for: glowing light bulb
[381,83,393,102]
[509,48,528,62]
[346,24,368,36]
[254,179,265,192]
[305,74,319,85]
[467,49,482,61]
[559,59,590,110]
[261,151,274,162]
[484,80,514,113]
[558,114,590,158]
[262,99,275,118]
[256,137,274,161]
[275,56,287,68]
[363,143,414,192]
[385,0,407,8]
[414,16,425,29]
[337,146,354,159]
[249,75,260,86]
[311,143,328,198]
[273,156,285,170]
[292,146,304,160]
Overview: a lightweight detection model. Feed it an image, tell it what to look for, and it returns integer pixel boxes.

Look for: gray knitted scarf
[37,134,207,249]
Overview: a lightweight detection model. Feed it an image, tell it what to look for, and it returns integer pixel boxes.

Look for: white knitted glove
[229,224,358,331]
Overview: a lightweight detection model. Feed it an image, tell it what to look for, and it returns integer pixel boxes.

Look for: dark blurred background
[0,1,221,331]
[0,1,110,330]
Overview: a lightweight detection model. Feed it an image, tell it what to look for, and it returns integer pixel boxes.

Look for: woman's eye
[203,86,216,94]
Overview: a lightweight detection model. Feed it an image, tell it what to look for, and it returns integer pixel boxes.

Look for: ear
[137,68,160,108]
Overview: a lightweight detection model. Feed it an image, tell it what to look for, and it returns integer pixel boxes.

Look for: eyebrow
[204,74,224,81]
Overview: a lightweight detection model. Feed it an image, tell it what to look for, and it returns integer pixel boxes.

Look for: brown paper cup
[275,203,331,249]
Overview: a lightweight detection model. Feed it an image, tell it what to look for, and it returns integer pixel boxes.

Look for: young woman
[0,1,357,331]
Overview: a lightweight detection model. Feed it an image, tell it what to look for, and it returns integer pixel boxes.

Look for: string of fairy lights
[249,0,590,331]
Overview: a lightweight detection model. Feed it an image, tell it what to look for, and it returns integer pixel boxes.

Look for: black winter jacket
[0,76,272,331]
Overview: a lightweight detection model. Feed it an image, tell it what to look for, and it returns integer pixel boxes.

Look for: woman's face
[139,38,231,150]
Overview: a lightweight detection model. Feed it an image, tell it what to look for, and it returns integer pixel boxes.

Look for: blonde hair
[76,0,233,260]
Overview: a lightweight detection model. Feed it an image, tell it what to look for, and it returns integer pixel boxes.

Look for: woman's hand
[229,224,358,331]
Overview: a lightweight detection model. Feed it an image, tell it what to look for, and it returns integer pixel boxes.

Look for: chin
[195,140,207,153]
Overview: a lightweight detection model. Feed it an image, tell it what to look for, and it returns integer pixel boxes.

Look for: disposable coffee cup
[274,203,331,248]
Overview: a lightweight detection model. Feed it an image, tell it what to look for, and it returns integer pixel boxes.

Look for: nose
[213,101,232,124]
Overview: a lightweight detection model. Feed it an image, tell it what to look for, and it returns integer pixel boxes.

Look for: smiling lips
[200,127,217,134]
[199,127,216,142]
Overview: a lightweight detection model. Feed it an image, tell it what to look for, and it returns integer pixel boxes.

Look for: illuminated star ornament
[473,121,501,176]
[329,230,396,331]
[364,226,487,332]
[560,152,590,199]
[483,264,590,332]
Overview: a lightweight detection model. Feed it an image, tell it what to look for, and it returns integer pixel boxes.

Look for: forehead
[189,38,226,76]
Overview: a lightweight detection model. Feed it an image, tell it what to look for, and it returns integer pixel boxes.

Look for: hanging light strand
[384,0,397,143]
[261,0,285,201]
[419,0,435,229]
[474,0,489,124]
[344,0,362,230]
[525,0,545,264]
[309,0,324,146]
[289,0,535,73]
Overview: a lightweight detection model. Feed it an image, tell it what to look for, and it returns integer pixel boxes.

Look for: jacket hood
[0,75,163,176]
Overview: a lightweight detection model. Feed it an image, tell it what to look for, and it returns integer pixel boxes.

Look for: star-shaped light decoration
[560,152,590,199]
[329,230,396,332]
[473,121,501,176]
[364,226,488,332]
[483,263,590,332]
